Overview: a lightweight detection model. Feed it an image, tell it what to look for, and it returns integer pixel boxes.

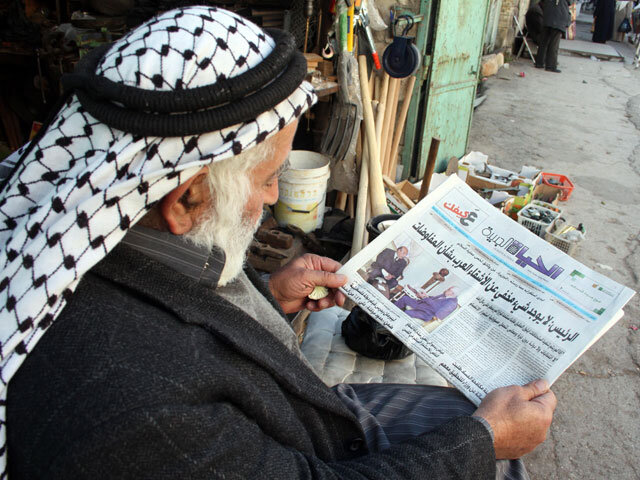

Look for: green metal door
[409,0,490,177]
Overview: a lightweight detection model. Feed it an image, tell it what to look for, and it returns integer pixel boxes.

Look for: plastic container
[517,200,563,237]
[503,179,537,219]
[502,197,517,220]
[540,173,574,201]
[544,218,585,257]
[274,151,331,233]
[366,214,402,241]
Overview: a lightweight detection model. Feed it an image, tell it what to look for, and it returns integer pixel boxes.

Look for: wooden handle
[387,76,417,181]
[374,101,385,154]
[418,137,441,201]
[351,138,370,256]
[380,77,400,176]
[335,191,347,211]
[379,74,390,109]
[358,55,388,217]
[377,74,390,152]
[373,74,381,102]
[382,78,401,176]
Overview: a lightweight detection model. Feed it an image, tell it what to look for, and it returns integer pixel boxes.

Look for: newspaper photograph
[338,175,636,405]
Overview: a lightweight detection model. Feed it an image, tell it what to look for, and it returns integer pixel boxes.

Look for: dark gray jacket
[7,245,495,479]
[542,0,571,31]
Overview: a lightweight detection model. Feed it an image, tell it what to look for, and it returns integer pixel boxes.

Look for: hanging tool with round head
[382,14,421,78]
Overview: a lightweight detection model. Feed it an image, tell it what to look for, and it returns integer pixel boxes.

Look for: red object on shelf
[540,173,574,201]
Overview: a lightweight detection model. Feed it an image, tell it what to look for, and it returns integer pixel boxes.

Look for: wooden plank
[383,175,415,209]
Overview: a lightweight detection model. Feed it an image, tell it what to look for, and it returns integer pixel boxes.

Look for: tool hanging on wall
[346,0,355,52]
[322,41,335,59]
[320,1,361,170]
[337,1,348,52]
[303,0,314,53]
[382,14,421,78]
[357,2,381,70]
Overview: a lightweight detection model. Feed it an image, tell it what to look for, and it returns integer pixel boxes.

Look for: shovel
[320,49,362,164]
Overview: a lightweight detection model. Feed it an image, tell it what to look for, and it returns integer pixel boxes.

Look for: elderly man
[0,6,555,479]
[535,0,571,72]
[525,1,545,45]
[395,286,460,323]
[366,245,409,293]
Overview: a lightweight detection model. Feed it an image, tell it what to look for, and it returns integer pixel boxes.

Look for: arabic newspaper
[338,176,636,405]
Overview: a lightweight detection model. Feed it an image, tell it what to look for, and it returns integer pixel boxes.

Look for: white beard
[185,203,262,287]
[181,141,274,287]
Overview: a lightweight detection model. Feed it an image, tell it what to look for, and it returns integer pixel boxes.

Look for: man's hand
[473,379,557,460]
[381,268,393,281]
[406,285,421,298]
[268,254,348,314]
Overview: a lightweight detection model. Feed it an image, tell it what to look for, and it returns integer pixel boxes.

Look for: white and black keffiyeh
[0,6,316,474]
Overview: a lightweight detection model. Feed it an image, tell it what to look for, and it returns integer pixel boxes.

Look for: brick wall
[496,0,530,52]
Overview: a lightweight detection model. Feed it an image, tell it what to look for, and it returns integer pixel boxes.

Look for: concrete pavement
[468,43,640,479]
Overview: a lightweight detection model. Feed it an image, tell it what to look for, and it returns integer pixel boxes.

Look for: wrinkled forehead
[97,6,275,90]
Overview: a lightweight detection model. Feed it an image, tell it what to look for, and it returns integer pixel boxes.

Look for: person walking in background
[536,0,571,72]
[592,0,616,43]
[525,0,545,45]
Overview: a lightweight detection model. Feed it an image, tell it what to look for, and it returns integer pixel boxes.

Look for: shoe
[534,64,545,68]
[545,67,561,73]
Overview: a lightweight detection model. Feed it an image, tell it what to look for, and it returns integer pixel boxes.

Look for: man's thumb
[523,379,550,400]
[309,270,348,289]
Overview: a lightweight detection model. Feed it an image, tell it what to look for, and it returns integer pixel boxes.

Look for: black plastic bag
[341,306,412,361]
[618,18,632,33]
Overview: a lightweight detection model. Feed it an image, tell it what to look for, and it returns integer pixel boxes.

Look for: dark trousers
[334,383,529,480]
[536,27,562,69]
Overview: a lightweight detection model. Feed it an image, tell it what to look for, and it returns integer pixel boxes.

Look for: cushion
[301,307,447,387]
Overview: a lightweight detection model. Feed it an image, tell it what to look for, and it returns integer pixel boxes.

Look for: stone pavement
[468,38,640,479]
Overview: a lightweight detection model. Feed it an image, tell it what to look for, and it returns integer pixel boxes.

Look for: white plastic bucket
[274,151,330,233]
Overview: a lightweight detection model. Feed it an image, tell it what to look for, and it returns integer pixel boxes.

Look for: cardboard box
[502,175,558,219]
[465,165,526,191]
[396,179,420,202]
[532,183,560,205]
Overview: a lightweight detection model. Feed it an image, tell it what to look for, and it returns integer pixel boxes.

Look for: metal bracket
[513,14,535,61]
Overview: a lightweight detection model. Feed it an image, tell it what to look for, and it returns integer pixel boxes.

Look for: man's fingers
[532,390,557,412]
[305,299,336,311]
[305,300,320,311]
[318,297,336,309]
[319,256,344,273]
[521,379,551,400]
[304,254,344,274]
[334,290,346,307]
[305,269,348,289]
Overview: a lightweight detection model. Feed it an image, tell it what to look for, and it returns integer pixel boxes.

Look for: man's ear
[160,167,210,235]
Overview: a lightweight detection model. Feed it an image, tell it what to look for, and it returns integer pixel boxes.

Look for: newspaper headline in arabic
[339,176,635,405]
